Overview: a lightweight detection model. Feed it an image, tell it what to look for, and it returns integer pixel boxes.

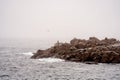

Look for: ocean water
[0,39,120,80]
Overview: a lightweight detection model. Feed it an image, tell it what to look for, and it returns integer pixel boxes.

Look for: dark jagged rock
[31,37,120,63]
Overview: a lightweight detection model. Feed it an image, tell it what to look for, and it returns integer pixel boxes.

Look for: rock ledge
[31,37,120,63]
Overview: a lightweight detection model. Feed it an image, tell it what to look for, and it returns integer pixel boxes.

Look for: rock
[100,51,120,63]
[31,37,120,63]
[89,37,100,42]
[31,50,44,59]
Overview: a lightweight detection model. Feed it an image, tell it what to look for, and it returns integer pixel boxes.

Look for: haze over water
[0,0,120,41]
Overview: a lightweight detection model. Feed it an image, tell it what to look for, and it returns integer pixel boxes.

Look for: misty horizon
[0,0,120,40]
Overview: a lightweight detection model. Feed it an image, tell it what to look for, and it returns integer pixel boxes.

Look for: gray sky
[0,0,120,40]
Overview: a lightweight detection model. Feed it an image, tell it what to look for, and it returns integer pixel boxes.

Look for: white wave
[38,58,64,63]
[22,52,64,62]
[22,52,33,56]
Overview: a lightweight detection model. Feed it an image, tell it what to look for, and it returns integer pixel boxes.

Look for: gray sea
[0,39,120,80]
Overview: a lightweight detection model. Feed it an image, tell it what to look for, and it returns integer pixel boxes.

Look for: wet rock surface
[31,37,120,63]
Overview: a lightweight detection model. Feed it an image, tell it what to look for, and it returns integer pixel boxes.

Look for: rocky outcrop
[31,37,120,63]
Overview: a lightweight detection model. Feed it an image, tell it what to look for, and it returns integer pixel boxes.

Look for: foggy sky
[0,0,120,40]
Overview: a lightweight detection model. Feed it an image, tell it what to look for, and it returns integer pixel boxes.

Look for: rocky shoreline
[31,37,120,63]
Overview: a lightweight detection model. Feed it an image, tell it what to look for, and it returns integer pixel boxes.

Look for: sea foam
[38,58,64,63]
[22,52,33,56]
[22,52,64,62]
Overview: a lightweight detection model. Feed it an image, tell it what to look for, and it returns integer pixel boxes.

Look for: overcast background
[0,0,120,41]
